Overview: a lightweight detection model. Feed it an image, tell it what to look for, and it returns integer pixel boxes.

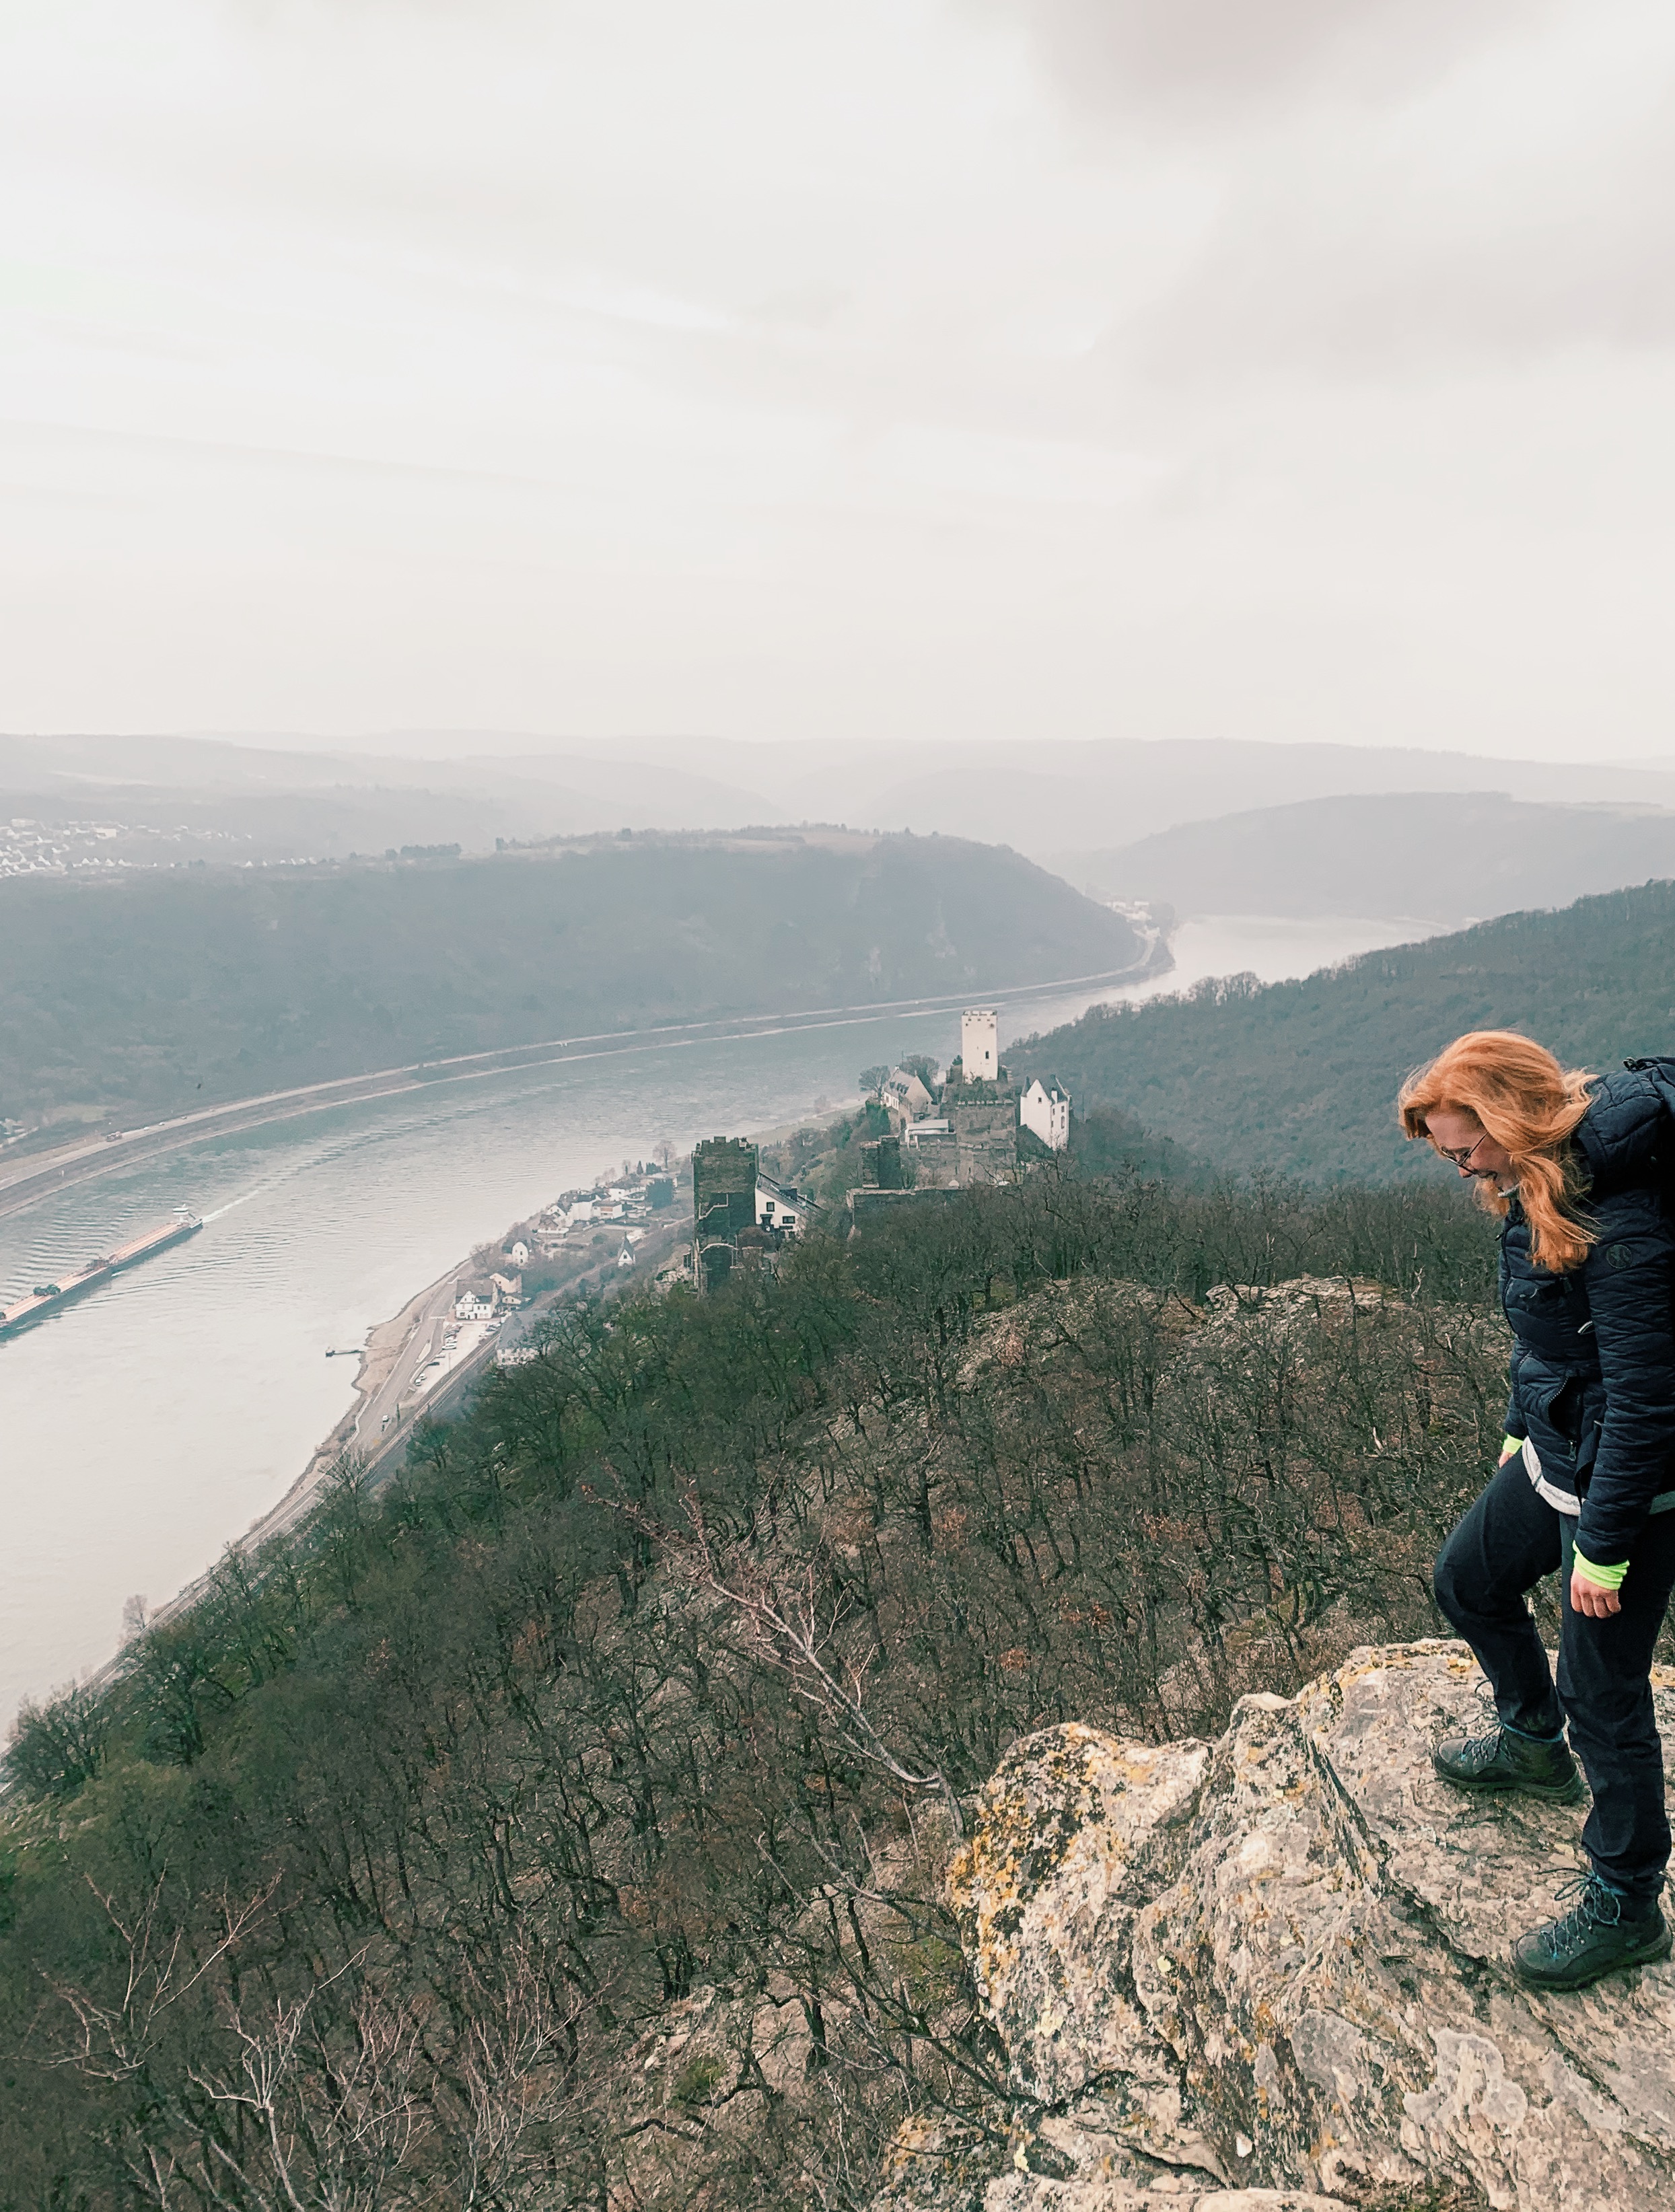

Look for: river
[0,912,1451,1727]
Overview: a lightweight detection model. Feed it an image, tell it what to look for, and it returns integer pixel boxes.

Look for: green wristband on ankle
[1573,1550,1628,1592]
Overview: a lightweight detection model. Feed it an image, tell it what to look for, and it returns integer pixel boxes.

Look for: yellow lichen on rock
[949,1721,1209,2108]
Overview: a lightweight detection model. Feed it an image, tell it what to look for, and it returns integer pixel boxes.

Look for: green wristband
[1573,1550,1628,1592]
[1500,1434,1524,1461]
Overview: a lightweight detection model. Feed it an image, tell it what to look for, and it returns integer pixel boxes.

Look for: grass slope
[1013,879,1675,1180]
[0,831,1139,1121]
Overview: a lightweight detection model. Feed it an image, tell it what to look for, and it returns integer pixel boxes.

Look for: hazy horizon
[5,725,1651,768]
[7,1,1675,760]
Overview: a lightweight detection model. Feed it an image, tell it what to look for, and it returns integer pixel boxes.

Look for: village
[439,1005,1070,1336]
[437,1158,680,1354]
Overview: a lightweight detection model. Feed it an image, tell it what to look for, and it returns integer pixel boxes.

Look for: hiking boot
[1432,1719,1584,1803]
[1512,1871,1672,1992]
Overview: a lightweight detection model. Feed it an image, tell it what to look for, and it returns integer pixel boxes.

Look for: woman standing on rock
[1401,1031,1675,1991]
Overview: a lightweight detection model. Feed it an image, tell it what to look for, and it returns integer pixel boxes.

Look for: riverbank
[0,948,1219,1730]
[78,1203,690,1680]
[205,1094,850,1568]
[0,956,1169,1225]
[258,1261,460,1531]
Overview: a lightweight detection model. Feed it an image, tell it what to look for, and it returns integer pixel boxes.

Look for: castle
[690,1009,1073,1283]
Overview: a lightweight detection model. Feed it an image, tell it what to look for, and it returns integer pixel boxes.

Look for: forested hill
[0,1168,1503,2207]
[1049,791,1675,923]
[1014,878,1675,1182]
[0,830,1139,1122]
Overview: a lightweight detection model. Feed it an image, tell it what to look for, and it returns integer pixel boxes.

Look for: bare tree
[646,1485,966,1839]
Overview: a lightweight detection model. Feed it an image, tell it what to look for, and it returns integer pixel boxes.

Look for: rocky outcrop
[902,1641,1675,2211]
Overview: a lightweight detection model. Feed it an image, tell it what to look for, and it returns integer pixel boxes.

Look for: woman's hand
[1571,1567,1624,1619]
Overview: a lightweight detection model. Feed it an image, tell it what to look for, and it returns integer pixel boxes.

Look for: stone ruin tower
[691,1136,758,1292]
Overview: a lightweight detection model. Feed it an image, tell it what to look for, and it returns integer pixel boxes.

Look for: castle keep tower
[691,1136,758,1292]
[960,1007,999,1085]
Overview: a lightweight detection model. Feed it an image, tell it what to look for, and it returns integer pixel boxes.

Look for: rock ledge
[896,1641,1675,2212]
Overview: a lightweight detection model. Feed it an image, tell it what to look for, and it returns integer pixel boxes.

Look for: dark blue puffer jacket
[1502,1064,1675,1564]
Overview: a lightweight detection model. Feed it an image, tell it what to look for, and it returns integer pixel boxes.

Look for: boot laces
[1456,1721,1508,1772]
[1540,1871,1623,1960]
[1455,1690,1562,1773]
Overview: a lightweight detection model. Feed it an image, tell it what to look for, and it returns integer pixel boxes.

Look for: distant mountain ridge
[1013,877,1675,1182]
[11,732,1675,867]
[1045,790,1675,923]
[559,734,1675,853]
[0,732,776,861]
[0,830,1141,1122]
[0,733,769,822]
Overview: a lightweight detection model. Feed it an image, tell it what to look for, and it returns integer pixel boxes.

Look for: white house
[960,1008,999,1084]
[454,1289,492,1320]
[883,1066,933,1120]
[1020,1075,1071,1152]
[756,1173,812,1237]
[509,1240,530,1268]
[489,1271,524,1306]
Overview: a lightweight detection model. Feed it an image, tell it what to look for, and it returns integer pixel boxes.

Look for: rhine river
[0,913,1446,1727]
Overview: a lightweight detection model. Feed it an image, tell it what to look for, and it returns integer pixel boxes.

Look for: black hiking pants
[1433,1450,1675,1904]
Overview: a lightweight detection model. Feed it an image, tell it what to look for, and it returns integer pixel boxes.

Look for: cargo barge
[0,1211,202,1339]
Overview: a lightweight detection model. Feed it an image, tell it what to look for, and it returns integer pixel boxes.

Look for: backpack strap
[1623,1057,1675,1113]
[1621,1059,1675,1210]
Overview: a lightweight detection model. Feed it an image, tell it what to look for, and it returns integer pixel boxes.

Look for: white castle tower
[960,1007,999,1084]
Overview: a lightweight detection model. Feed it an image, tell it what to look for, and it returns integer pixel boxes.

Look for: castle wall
[952,1095,1015,1186]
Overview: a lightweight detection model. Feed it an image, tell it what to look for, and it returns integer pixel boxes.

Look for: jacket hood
[1573,1065,1670,1200]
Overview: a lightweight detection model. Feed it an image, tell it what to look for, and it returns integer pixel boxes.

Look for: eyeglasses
[1436,1131,1489,1168]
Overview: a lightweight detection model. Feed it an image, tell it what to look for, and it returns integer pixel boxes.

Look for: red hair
[1398,1030,1595,1271]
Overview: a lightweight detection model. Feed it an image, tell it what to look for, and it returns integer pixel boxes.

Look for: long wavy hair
[1398,1030,1596,1270]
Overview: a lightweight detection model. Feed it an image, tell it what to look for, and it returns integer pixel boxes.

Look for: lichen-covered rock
[937,1641,1675,2212]
[949,1723,1211,2110]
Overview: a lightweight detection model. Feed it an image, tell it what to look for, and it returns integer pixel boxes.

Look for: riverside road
[0,956,1164,1226]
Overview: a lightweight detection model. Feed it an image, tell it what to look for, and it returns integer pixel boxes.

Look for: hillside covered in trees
[0,1162,1526,2211]
[1049,791,1675,923]
[1015,878,1675,1181]
[0,830,1140,1124]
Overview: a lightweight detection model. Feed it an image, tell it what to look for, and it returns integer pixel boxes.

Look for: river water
[0,913,1450,1727]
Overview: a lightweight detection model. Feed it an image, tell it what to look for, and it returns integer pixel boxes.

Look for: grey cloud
[1126,96,1675,373]
[7,0,1675,754]
[1007,0,1545,118]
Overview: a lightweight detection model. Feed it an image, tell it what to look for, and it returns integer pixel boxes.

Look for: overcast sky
[3,0,1673,759]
